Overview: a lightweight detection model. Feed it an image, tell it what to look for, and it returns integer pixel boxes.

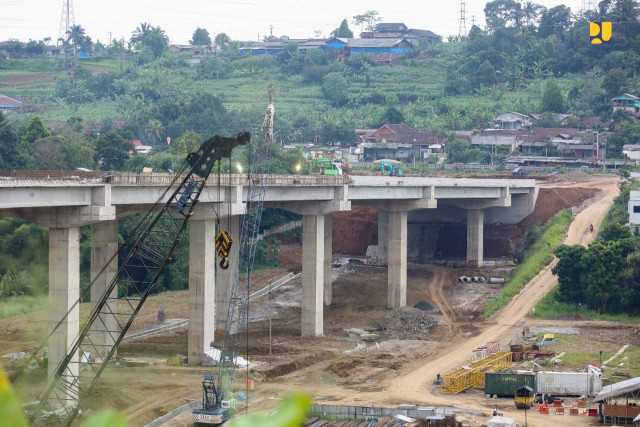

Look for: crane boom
[28,132,250,426]
[194,104,273,425]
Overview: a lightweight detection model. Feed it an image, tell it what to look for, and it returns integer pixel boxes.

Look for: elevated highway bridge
[0,171,537,367]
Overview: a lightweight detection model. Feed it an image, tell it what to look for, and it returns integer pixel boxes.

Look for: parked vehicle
[512,167,526,176]
[515,385,535,409]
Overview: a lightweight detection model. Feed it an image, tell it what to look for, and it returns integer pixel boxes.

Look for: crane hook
[219,257,230,270]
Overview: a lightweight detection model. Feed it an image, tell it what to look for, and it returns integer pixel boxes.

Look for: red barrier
[540,406,549,414]
[553,401,563,407]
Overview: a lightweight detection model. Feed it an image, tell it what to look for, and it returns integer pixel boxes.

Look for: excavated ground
[1,174,619,426]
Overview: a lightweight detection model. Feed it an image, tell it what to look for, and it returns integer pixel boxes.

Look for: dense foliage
[552,181,640,315]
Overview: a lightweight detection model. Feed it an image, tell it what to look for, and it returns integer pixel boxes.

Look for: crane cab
[193,376,235,425]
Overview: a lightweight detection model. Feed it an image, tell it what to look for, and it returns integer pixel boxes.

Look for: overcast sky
[1,0,586,45]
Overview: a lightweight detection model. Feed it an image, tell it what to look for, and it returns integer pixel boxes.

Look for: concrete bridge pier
[188,218,216,365]
[90,220,119,360]
[466,209,484,268]
[324,214,333,306]
[387,211,407,308]
[48,227,80,397]
[301,214,326,337]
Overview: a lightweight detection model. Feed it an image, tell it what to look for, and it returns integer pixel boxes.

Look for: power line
[58,0,75,41]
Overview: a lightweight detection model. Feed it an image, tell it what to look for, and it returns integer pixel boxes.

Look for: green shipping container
[485,371,536,397]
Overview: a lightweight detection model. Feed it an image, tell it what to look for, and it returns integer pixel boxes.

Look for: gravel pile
[375,307,436,340]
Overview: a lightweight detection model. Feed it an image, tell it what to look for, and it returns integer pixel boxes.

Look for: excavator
[380,160,403,176]
[23,130,255,426]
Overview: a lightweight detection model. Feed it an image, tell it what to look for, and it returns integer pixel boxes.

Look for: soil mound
[375,307,436,340]
[333,206,378,255]
[519,187,599,229]
[413,300,438,312]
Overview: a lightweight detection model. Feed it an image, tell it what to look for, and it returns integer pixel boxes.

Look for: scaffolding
[441,352,513,394]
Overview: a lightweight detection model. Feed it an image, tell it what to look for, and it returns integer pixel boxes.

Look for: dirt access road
[310,176,619,426]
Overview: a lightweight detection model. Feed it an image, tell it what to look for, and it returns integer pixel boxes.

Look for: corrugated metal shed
[594,376,640,402]
[347,38,411,48]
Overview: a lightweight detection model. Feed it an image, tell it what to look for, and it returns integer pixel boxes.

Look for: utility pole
[458,0,467,37]
[108,31,113,47]
[471,15,476,28]
[58,0,75,41]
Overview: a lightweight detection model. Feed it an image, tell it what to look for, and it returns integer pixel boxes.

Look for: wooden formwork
[441,352,513,394]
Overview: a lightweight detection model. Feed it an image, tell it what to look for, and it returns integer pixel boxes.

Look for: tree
[331,19,354,38]
[130,22,153,45]
[378,107,405,126]
[607,120,640,156]
[190,27,211,46]
[322,72,348,106]
[145,119,165,144]
[30,137,67,170]
[5,39,24,57]
[600,223,632,241]
[214,33,232,49]
[352,10,381,33]
[484,0,522,31]
[142,32,168,58]
[24,40,44,55]
[95,130,132,170]
[66,25,87,55]
[171,130,203,157]
[522,2,545,26]
[22,116,51,146]
[538,5,571,39]
[540,80,566,113]
[581,240,626,312]
[552,244,587,303]
[602,68,627,98]
[474,59,498,86]
[0,113,33,169]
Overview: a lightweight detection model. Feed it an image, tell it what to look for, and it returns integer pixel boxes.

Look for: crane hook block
[215,230,233,263]
[219,257,230,270]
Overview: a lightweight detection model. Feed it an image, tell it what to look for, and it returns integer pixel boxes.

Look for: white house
[628,190,640,226]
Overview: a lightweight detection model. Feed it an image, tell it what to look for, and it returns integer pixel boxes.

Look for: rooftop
[594,376,640,402]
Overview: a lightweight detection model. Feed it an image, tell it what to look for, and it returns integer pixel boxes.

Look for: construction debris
[202,348,249,367]
[375,307,436,340]
[343,328,378,342]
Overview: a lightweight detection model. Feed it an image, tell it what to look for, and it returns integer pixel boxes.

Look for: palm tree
[130,22,153,45]
[523,2,543,26]
[66,25,86,55]
[145,119,165,145]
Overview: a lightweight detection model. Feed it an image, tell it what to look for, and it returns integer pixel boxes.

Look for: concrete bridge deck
[0,172,537,367]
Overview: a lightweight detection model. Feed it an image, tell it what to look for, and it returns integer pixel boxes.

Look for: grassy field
[0,294,47,320]
[531,287,640,323]
[0,53,558,131]
[538,333,640,379]
[484,209,574,316]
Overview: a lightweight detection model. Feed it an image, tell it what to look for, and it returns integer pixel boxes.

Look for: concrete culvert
[489,277,505,284]
[463,276,471,283]
[457,276,465,283]
[471,277,479,283]
[479,277,486,283]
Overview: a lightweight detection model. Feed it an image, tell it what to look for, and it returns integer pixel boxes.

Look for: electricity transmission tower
[58,0,75,41]
[458,0,467,37]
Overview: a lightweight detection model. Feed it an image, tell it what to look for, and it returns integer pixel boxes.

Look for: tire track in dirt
[313,177,619,427]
